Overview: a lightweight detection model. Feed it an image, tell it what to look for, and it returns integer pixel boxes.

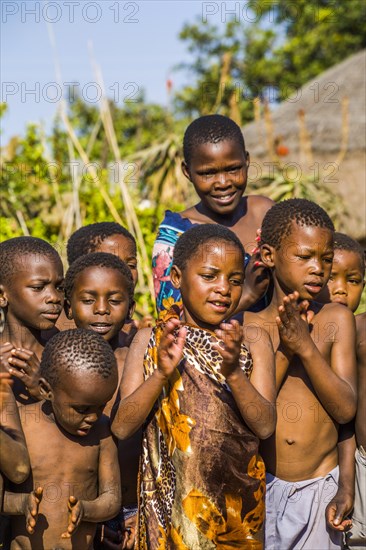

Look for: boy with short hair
[317,232,365,312]
[317,232,366,547]
[59,222,139,338]
[63,253,138,549]
[245,199,357,549]
[4,328,121,550]
[0,237,64,401]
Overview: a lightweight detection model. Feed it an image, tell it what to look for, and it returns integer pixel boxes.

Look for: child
[152,114,274,317]
[245,199,357,549]
[0,237,64,401]
[63,253,138,549]
[4,328,121,549]
[112,224,276,548]
[66,222,138,286]
[317,232,366,547]
[59,222,138,339]
[347,311,366,548]
[0,371,30,548]
[317,232,365,312]
[64,252,135,367]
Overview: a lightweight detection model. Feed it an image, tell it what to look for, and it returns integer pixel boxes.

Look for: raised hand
[61,496,84,538]
[157,318,186,381]
[276,292,312,355]
[25,487,43,535]
[244,252,271,304]
[8,349,41,400]
[213,320,243,380]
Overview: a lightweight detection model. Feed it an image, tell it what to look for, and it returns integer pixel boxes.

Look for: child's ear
[128,300,136,320]
[170,265,182,289]
[181,161,191,181]
[0,284,8,308]
[64,300,73,320]
[245,150,250,169]
[260,244,275,268]
[39,378,53,401]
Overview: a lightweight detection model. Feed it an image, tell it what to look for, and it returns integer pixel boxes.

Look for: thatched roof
[243,49,366,156]
[243,50,366,241]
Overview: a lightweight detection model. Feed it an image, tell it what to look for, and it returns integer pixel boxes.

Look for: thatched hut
[243,50,366,242]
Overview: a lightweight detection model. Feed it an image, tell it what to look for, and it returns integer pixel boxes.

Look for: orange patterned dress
[137,316,265,549]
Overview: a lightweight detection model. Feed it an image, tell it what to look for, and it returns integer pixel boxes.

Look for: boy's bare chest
[22,417,99,486]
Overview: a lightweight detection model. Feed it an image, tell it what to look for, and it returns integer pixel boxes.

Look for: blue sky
[1,1,231,143]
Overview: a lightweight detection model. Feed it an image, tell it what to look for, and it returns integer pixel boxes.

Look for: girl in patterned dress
[112,224,276,549]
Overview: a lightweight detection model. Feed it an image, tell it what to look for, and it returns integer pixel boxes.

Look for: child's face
[317,249,365,312]
[96,234,138,287]
[182,140,249,216]
[68,267,131,343]
[48,371,116,437]
[266,223,334,301]
[2,254,64,331]
[171,240,244,331]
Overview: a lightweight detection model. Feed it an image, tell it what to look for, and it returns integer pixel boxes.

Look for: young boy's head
[0,237,64,331]
[182,115,250,217]
[317,232,365,312]
[170,224,245,330]
[39,328,117,436]
[64,253,135,346]
[260,199,335,301]
[67,222,138,286]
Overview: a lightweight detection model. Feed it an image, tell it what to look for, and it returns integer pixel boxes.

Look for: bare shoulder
[244,321,273,353]
[313,301,355,324]
[247,195,275,215]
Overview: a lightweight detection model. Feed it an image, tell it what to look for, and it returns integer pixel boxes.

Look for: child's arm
[2,487,43,534]
[0,373,30,483]
[355,313,366,446]
[214,320,276,439]
[112,319,186,440]
[277,293,357,423]
[325,423,355,532]
[62,423,121,539]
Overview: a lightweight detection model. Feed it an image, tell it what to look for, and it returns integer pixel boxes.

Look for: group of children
[0,114,365,550]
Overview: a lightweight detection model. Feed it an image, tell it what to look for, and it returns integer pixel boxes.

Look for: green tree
[175,0,366,117]
[246,0,366,99]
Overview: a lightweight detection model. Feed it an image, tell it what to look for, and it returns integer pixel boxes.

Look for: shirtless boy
[64,253,138,549]
[4,328,121,549]
[317,232,366,548]
[245,199,357,549]
[0,237,64,401]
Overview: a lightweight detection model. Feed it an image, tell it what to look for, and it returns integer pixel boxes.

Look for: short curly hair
[261,199,334,250]
[67,222,136,265]
[183,114,246,165]
[334,232,365,272]
[173,224,245,272]
[64,252,134,307]
[0,237,62,285]
[40,328,117,387]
